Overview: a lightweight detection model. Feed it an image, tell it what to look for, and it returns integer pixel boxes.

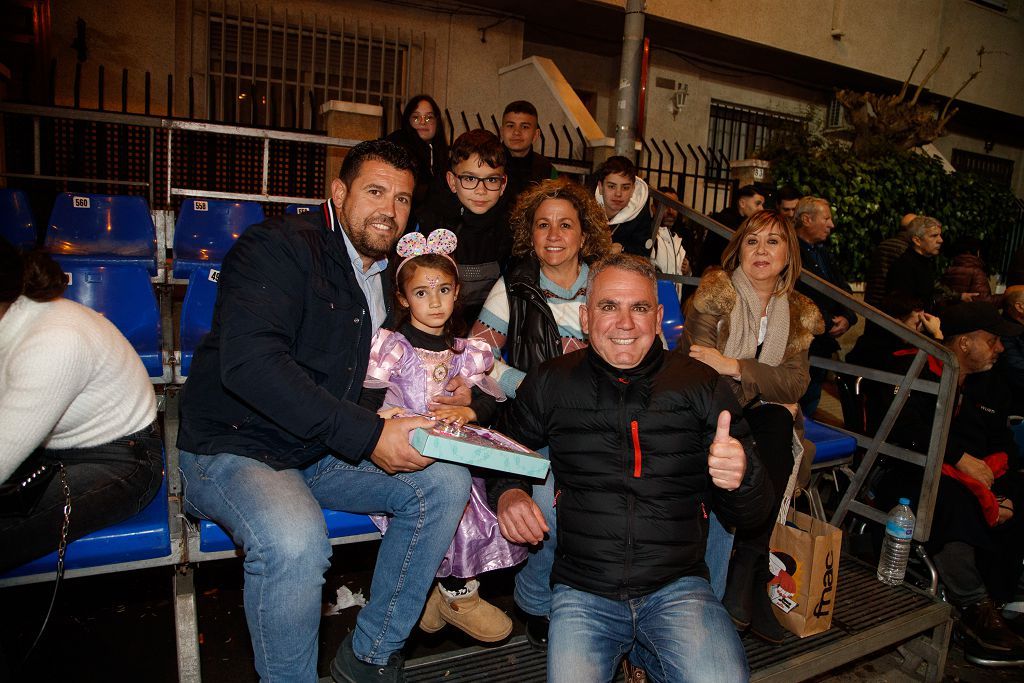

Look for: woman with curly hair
[681,210,824,644]
[471,177,611,648]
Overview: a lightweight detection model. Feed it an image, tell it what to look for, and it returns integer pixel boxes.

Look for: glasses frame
[456,174,505,191]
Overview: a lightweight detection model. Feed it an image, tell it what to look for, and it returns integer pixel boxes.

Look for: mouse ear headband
[394,229,458,276]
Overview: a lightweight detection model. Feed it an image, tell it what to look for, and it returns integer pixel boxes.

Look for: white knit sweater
[0,296,156,482]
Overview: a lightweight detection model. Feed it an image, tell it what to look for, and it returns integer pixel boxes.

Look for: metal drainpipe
[614,0,646,158]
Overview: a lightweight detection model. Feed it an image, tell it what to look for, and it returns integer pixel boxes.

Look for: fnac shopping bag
[767,509,843,637]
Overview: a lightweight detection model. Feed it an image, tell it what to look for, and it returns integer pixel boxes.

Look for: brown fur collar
[690,268,825,354]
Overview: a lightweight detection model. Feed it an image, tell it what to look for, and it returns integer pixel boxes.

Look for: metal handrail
[650,188,958,542]
[0,103,361,207]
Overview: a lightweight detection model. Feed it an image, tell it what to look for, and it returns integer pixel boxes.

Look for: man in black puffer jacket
[491,254,771,683]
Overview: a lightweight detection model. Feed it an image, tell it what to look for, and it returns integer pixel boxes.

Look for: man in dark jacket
[491,254,771,682]
[695,184,764,276]
[879,302,1024,659]
[500,100,557,203]
[863,213,915,308]
[177,140,473,683]
[793,196,856,416]
[883,215,974,313]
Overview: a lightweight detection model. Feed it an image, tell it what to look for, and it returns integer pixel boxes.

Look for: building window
[707,101,803,163]
[205,10,409,130]
[951,149,1015,188]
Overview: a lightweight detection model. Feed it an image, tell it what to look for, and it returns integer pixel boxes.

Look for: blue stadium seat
[1,463,170,578]
[178,266,220,378]
[0,189,37,248]
[657,278,685,350]
[57,261,164,378]
[806,418,858,463]
[45,193,157,274]
[198,510,378,553]
[172,199,264,279]
[285,204,315,215]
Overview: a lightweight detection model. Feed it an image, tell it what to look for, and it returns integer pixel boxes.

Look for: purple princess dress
[363,328,528,577]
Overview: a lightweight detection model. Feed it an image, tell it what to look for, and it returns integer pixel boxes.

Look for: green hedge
[767,146,1019,281]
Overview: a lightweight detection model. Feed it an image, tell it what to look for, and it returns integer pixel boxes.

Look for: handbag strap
[20,461,69,669]
[55,461,71,577]
[777,432,804,525]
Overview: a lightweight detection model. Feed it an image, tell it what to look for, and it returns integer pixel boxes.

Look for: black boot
[960,597,1024,653]
[749,562,789,645]
[722,544,759,630]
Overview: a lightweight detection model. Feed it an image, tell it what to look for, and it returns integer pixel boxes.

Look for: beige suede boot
[418,583,446,633]
[437,579,512,642]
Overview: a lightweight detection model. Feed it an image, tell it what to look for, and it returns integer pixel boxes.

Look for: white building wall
[589,0,1024,118]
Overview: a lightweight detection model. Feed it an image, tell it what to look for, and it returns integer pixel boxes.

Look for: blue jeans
[705,511,734,601]
[179,450,471,682]
[513,453,557,618]
[548,577,749,683]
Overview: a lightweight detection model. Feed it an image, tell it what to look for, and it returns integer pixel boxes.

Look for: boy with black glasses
[417,129,512,325]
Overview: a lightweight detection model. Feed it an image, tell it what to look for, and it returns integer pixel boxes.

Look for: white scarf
[722,268,789,368]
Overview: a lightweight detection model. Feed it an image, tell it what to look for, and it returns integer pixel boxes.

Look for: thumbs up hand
[708,410,746,491]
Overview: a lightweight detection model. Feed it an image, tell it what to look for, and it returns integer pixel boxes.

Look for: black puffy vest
[504,257,563,373]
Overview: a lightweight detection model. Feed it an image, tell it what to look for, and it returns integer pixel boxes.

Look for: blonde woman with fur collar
[680,209,823,644]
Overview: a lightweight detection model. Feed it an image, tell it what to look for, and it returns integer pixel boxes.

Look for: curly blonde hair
[509,178,612,263]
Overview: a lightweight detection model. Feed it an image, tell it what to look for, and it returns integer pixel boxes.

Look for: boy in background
[500,100,557,203]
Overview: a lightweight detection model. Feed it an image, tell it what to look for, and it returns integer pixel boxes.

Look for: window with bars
[206,11,409,130]
[951,149,1015,188]
[707,101,804,164]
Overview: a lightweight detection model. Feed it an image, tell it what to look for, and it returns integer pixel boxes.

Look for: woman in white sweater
[0,239,162,571]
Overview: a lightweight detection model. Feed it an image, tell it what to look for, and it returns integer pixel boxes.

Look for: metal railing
[649,188,958,542]
[639,140,732,216]
[442,108,592,176]
[0,103,356,211]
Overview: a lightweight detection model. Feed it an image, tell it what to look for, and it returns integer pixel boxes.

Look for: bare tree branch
[911,47,950,105]
[899,49,927,100]
[938,70,980,124]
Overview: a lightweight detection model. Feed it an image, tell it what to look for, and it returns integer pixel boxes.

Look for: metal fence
[442,109,591,177]
[638,139,732,215]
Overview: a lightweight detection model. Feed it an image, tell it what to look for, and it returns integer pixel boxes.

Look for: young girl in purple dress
[362,229,525,643]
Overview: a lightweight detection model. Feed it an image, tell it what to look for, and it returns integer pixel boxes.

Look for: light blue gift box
[410,426,549,479]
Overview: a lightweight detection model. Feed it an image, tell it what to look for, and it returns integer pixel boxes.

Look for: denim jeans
[513,449,557,618]
[179,449,471,682]
[705,511,734,600]
[0,424,163,572]
[548,577,749,683]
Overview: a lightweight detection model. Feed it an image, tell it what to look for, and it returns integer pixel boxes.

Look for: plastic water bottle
[877,498,915,586]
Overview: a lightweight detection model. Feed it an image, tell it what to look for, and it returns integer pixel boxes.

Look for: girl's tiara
[395,229,458,276]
